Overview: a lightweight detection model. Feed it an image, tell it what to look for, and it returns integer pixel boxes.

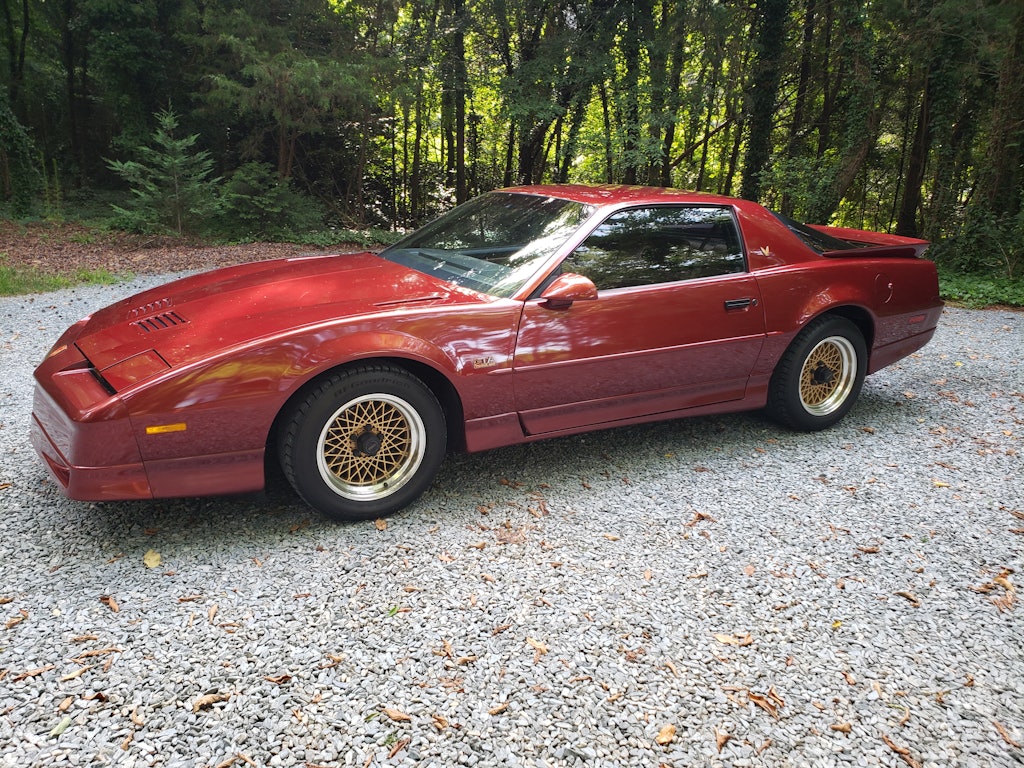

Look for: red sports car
[32,185,942,520]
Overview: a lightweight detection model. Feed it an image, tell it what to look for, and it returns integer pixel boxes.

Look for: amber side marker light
[146,423,187,435]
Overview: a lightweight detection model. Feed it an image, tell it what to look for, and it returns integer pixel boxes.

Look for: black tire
[766,315,867,431]
[279,365,446,521]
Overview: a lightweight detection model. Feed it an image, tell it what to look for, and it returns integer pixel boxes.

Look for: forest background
[1,0,1022,303]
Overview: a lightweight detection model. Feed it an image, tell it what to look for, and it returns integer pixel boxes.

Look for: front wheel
[766,315,867,431]
[279,365,446,521]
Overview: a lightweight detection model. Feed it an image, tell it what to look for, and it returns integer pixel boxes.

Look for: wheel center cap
[812,362,835,385]
[355,431,383,456]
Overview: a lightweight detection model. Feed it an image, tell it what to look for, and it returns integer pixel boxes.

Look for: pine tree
[107,109,219,236]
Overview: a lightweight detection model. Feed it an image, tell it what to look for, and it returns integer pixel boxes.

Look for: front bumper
[31,344,153,501]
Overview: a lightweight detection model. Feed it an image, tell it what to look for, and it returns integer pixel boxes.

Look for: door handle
[724,297,758,310]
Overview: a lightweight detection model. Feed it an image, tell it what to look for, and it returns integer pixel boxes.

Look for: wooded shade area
[2,0,1023,269]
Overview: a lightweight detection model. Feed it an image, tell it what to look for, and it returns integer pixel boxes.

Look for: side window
[564,206,745,291]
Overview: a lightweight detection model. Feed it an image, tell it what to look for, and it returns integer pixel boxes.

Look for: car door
[512,205,765,435]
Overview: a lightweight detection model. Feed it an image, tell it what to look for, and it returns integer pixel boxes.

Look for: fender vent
[133,311,189,333]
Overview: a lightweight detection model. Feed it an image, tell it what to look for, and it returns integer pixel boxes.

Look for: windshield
[771,211,860,253]
[381,192,594,297]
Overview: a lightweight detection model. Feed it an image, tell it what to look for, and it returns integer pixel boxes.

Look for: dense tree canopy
[2,0,1022,273]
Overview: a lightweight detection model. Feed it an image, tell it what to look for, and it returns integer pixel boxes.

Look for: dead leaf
[12,665,54,682]
[714,632,753,647]
[603,533,620,541]
[831,722,852,734]
[383,707,411,722]
[655,724,676,745]
[264,674,292,685]
[743,564,756,576]
[994,720,1022,748]
[387,738,410,759]
[208,604,219,623]
[60,664,93,681]
[431,714,449,730]
[438,552,456,563]
[58,696,74,713]
[895,591,921,607]
[130,708,145,727]
[842,671,856,685]
[748,691,780,719]
[143,549,161,569]
[882,734,922,768]
[374,518,387,530]
[192,692,231,712]
[714,726,731,752]
[4,608,27,629]
[526,637,548,654]
[99,595,119,612]
[488,702,509,715]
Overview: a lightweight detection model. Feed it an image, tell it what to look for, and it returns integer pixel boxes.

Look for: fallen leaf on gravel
[831,722,852,734]
[383,707,411,722]
[993,720,1022,748]
[388,738,410,758]
[374,518,387,530]
[438,552,456,562]
[0,596,13,605]
[192,692,231,712]
[932,479,950,488]
[895,591,921,607]
[72,648,120,659]
[264,674,292,685]
[748,691,780,719]
[143,549,161,569]
[603,533,620,541]
[685,511,717,526]
[60,664,93,681]
[0,483,11,491]
[50,715,72,737]
[842,671,856,685]
[5,609,27,629]
[488,702,509,715]
[714,726,731,752]
[882,734,921,768]
[99,595,119,612]
[12,665,54,682]
[130,707,145,726]
[526,637,548,657]
[208,604,219,623]
[655,724,676,745]
[714,632,753,646]
[431,714,449,730]
[58,697,73,713]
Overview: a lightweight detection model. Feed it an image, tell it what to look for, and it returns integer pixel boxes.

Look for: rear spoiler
[821,244,927,259]
[808,224,930,259]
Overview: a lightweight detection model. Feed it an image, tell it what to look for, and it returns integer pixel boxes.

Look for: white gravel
[1,275,1022,768]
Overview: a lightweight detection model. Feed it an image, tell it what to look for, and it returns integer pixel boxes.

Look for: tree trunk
[739,0,790,202]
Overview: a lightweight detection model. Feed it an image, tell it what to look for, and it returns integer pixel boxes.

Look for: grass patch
[0,261,124,296]
[938,266,1024,309]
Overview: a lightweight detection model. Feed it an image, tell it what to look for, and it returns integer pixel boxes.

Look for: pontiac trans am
[31,185,943,520]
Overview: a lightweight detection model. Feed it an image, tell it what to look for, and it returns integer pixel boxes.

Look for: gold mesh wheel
[798,336,857,416]
[316,393,426,501]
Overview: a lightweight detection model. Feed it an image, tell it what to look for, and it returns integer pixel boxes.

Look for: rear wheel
[767,315,867,431]
[279,365,446,521]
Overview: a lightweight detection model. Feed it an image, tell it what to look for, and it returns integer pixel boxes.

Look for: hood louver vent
[133,311,189,333]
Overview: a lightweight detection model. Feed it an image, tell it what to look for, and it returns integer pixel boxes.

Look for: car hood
[73,252,485,385]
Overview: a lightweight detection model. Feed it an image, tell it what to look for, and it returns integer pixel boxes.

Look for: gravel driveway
[1,276,1022,768]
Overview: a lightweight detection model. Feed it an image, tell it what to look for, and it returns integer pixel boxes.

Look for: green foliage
[932,209,1024,280]
[0,258,123,297]
[0,90,41,215]
[937,266,1024,308]
[106,109,219,236]
[214,162,326,240]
